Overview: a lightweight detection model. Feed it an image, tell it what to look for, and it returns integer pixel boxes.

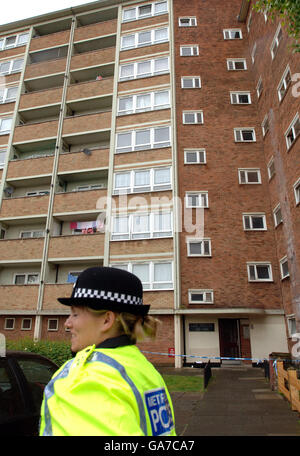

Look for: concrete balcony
[19,87,63,110]
[0,285,39,311]
[73,19,117,43]
[24,58,67,80]
[0,194,49,218]
[53,188,106,214]
[70,48,115,72]
[48,233,105,260]
[0,238,44,261]
[58,148,109,173]
[42,283,73,311]
[67,78,113,102]
[30,30,70,52]
[13,120,58,144]
[62,111,111,137]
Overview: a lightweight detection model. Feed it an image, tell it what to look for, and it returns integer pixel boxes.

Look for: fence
[204,360,212,389]
[277,361,300,413]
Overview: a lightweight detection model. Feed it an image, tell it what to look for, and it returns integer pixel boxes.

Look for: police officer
[40,266,176,436]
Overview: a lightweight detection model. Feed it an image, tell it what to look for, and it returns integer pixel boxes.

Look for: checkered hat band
[73,288,143,306]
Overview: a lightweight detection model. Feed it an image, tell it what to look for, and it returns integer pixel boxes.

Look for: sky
[0,0,99,25]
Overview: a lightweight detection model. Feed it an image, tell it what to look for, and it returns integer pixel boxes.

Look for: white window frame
[230,91,251,104]
[251,42,257,63]
[180,45,199,56]
[223,29,242,40]
[270,25,283,59]
[184,149,206,164]
[247,262,273,282]
[293,178,300,205]
[14,273,40,285]
[67,271,82,283]
[181,76,201,89]
[234,128,256,142]
[188,289,214,304]
[267,157,275,180]
[26,190,50,196]
[117,90,170,116]
[0,86,18,104]
[119,56,169,81]
[243,213,267,231]
[262,114,269,137]
[0,149,6,168]
[0,58,24,76]
[285,113,300,150]
[122,1,168,22]
[185,192,208,208]
[111,211,173,241]
[227,59,247,71]
[256,77,263,99]
[21,318,32,331]
[280,256,289,280]
[4,318,15,330]
[76,184,103,191]
[182,111,203,124]
[0,117,12,135]
[113,166,172,194]
[247,11,252,33]
[48,318,59,331]
[277,65,291,101]
[187,238,211,257]
[287,315,297,337]
[178,17,197,27]
[121,27,169,50]
[273,203,283,227]
[115,125,171,153]
[0,33,29,51]
[112,261,173,290]
[19,230,44,239]
[238,169,261,184]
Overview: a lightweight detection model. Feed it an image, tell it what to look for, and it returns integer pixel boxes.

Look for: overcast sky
[0,0,99,25]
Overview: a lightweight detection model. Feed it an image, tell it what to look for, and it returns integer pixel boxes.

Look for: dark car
[0,351,58,436]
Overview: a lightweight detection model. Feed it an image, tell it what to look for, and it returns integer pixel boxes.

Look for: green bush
[6,338,72,367]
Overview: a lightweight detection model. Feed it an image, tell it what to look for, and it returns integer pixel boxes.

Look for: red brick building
[0,0,298,366]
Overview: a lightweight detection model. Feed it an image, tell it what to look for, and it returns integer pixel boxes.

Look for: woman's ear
[101,311,117,332]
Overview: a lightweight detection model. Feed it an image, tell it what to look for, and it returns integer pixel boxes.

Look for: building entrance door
[218,318,240,360]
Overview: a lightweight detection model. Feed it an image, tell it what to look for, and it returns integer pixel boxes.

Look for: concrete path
[167,365,300,436]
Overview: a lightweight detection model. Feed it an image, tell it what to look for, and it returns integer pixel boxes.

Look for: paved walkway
[162,365,300,436]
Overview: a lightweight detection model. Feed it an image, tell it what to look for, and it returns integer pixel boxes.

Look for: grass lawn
[163,374,204,392]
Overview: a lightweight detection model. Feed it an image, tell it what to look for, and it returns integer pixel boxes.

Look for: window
[76,184,103,191]
[247,263,273,282]
[271,25,283,59]
[113,261,173,290]
[184,149,206,164]
[116,126,170,153]
[230,92,251,104]
[21,318,32,330]
[26,190,50,196]
[185,192,208,208]
[243,213,267,231]
[256,77,263,99]
[118,90,170,115]
[262,115,269,137]
[278,65,291,101]
[0,33,29,51]
[247,11,252,32]
[0,149,6,168]
[122,1,168,22]
[227,59,247,70]
[121,27,168,50]
[48,319,58,331]
[20,230,44,239]
[280,256,289,280]
[0,58,24,75]
[287,316,297,337]
[14,273,39,285]
[187,238,211,257]
[251,42,257,63]
[293,178,300,205]
[179,17,197,27]
[0,86,18,104]
[119,56,169,81]
[183,111,203,124]
[188,290,214,304]
[0,117,12,135]
[223,29,242,39]
[113,167,171,194]
[267,157,275,180]
[180,46,199,56]
[285,114,300,150]
[4,318,15,330]
[181,76,201,89]
[67,271,82,283]
[112,212,172,240]
[234,128,256,142]
[273,204,283,227]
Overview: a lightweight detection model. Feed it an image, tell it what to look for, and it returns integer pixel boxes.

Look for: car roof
[2,350,58,366]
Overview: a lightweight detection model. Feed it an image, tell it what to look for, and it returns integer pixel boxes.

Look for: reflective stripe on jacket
[39,344,176,436]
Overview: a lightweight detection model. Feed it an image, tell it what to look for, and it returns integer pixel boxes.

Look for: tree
[252,0,300,52]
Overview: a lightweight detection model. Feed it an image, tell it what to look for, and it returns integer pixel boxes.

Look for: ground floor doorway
[218,318,240,360]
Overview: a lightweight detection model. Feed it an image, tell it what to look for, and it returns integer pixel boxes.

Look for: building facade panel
[57,148,109,173]
[19,87,63,110]
[29,30,71,52]
[0,238,44,261]
[24,58,67,79]
[48,233,105,259]
[0,195,49,218]
[7,156,54,179]
[73,19,117,42]
[0,285,39,311]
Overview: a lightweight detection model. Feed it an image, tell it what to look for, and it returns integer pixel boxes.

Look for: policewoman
[39,267,176,436]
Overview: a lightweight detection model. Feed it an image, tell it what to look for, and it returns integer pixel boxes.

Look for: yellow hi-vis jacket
[39,343,176,436]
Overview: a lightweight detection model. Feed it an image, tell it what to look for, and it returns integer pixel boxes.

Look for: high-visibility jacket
[40,342,176,436]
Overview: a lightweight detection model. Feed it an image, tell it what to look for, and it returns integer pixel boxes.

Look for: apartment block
[0,0,298,367]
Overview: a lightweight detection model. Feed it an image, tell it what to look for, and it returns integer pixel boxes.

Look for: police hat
[58,266,150,316]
